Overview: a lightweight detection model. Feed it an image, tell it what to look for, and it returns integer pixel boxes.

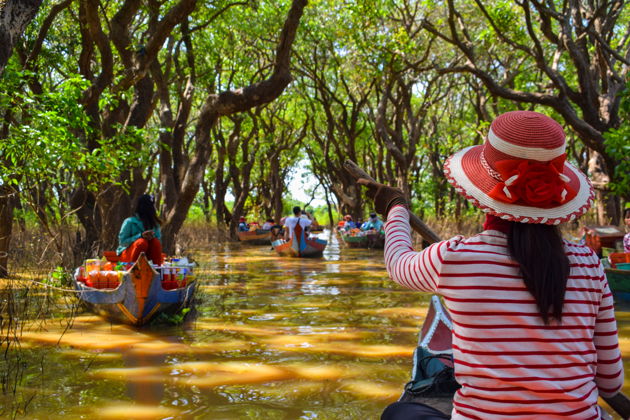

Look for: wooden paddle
[344,159,630,419]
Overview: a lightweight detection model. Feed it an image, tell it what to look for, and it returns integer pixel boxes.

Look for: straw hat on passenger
[444,111,594,225]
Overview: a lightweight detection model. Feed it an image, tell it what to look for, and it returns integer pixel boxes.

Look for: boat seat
[609,252,630,269]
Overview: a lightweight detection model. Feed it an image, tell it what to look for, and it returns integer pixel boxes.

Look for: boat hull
[237,229,272,245]
[73,253,196,326]
[341,232,385,249]
[272,223,327,258]
[606,268,630,301]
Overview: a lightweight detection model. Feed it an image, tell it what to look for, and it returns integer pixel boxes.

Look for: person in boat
[262,218,275,230]
[117,194,163,266]
[624,207,630,253]
[284,206,312,240]
[361,212,384,232]
[342,214,356,231]
[359,111,623,420]
[238,216,249,232]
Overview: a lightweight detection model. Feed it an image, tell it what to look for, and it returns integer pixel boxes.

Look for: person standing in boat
[359,111,623,420]
[117,194,163,266]
[284,206,311,240]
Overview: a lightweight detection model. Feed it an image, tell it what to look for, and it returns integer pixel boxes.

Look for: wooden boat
[309,224,324,233]
[340,231,385,249]
[397,295,457,415]
[272,223,327,258]
[584,225,625,256]
[603,252,630,302]
[237,229,272,245]
[73,253,196,326]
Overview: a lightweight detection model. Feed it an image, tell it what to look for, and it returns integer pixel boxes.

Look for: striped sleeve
[593,261,624,397]
[384,205,459,292]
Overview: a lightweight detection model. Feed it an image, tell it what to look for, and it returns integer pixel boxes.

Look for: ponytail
[508,223,570,324]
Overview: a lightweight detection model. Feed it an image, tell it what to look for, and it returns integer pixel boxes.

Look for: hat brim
[444,146,594,225]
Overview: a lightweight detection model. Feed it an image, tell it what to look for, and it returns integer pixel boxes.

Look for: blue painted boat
[73,253,196,326]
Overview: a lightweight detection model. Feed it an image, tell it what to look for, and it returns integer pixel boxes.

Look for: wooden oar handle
[603,393,630,419]
[344,159,630,419]
[343,159,441,244]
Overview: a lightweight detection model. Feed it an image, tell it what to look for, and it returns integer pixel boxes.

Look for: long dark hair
[508,222,570,324]
[135,194,161,230]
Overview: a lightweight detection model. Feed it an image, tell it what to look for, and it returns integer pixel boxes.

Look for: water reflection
[3,229,630,419]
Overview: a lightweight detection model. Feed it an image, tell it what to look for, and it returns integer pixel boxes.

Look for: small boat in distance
[272,223,327,258]
[73,253,196,326]
[602,252,630,302]
[237,229,272,245]
[340,230,385,249]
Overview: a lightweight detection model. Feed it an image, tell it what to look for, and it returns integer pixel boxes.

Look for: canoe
[607,267,630,301]
[397,295,458,415]
[602,253,630,301]
[309,225,324,233]
[272,223,327,258]
[584,225,625,256]
[237,229,272,245]
[341,231,385,249]
[73,253,196,326]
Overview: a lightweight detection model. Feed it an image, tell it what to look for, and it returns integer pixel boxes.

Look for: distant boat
[73,253,196,326]
[602,253,630,302]
[309,224,324,233]
[237,229,272,245]
[272,223,327,258]
[340,231,385,249]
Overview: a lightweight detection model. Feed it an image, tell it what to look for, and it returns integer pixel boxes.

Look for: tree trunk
[0,186,16,277]
[0,0,42,75]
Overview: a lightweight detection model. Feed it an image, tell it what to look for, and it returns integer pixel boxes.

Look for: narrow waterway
[3,230,630,419]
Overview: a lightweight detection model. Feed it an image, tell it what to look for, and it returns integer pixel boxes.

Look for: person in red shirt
[360,111,622,420]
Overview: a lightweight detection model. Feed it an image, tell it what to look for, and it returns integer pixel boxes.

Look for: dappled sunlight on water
[4,229,630,419]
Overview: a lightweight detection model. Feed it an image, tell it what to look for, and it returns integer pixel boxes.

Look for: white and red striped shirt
[385,206,623,420]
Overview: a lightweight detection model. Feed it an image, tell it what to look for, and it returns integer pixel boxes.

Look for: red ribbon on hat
[488,154,577,207]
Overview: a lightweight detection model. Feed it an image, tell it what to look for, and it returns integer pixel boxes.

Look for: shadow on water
[2,228,630,419]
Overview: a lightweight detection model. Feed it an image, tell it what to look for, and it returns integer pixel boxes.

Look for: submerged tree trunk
[0,186,16,277]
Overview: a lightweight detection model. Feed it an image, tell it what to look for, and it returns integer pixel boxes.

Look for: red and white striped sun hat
[444,111,594,225]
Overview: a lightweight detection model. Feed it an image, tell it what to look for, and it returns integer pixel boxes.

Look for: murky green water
[3,230,630,419]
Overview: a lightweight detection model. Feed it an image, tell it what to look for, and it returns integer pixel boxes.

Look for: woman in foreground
[360,111,623,420]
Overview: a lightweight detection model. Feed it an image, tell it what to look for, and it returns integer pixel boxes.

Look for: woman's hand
[142,230,155,240]
[357,178,408,216]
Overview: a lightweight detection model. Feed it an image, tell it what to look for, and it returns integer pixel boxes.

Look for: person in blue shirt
[343,215,356,230]
[361,213,384,232]
[238,216,249,232]
[117,194,163,265]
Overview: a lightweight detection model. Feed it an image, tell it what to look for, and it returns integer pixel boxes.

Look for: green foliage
[0,67,149,195]
[604,83,630,200]
[46,266,72,288]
